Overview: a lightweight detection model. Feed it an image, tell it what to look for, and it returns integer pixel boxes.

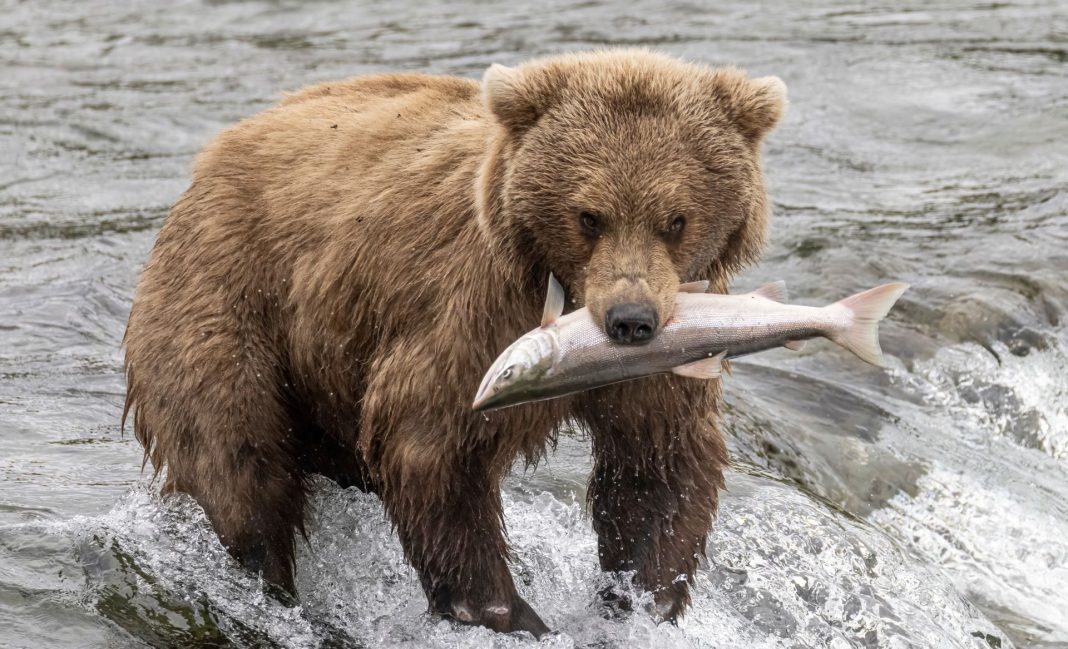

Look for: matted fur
[123,49,785,635]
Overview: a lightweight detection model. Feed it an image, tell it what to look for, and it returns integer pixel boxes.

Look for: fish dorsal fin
[541,273,565,327]
[678,280,710,293]
[784,340,806,351]
[751,280,787,303]
[672,351,727,379]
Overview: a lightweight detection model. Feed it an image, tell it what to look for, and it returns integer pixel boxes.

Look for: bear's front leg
[359,347,549,638]
[373,433,547,636]
[576,376,729,621]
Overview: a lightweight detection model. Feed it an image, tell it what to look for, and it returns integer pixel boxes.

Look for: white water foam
[870,466,1068,645]
[862,334,1068,645]
[904,339,1068,460]
[54,464,1009,648]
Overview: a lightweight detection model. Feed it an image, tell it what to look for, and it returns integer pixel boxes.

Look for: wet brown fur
[123,49,785,635]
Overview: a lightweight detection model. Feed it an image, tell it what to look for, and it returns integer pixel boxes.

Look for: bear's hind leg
[173,435,310,594]
[126,325,310,594]
[298,425,378,494]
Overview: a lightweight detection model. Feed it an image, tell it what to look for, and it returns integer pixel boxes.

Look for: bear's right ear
[483,63,543,134]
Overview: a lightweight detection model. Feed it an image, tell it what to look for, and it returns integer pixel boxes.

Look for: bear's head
[478,49,785,345]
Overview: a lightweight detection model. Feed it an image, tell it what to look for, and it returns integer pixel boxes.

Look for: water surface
[2,1,1066,647]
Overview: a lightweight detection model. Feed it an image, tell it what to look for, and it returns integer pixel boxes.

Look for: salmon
[472,276,908,411]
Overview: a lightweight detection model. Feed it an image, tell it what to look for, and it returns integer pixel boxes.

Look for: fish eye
[500,366,514,380]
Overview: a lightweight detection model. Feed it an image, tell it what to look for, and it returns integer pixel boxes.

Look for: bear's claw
[435,593,549,638]
[510,596,550,638]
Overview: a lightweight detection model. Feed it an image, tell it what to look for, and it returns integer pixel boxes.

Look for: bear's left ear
[743,76,787,138]
[483,63,549,135]
[712,72,788,143]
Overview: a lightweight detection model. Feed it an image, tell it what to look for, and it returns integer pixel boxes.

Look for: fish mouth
[471,389,492,411]
[471,368,508,410]
[472,377,524,411]
[472,360,506,411]
[471,389,506,412]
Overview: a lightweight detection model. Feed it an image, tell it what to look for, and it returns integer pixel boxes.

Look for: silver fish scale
[544,293,847,396]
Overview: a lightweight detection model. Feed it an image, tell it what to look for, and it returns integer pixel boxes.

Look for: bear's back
[167,71,493,284]
[279,73,478,108]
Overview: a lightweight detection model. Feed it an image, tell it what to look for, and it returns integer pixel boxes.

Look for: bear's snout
[604,302,658,345]
[584,269,676,346]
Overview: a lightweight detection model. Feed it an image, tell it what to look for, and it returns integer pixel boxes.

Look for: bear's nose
[604,303,659,345]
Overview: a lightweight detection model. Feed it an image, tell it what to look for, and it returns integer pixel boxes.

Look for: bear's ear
[712,72,788,143]
[482,63,544,134]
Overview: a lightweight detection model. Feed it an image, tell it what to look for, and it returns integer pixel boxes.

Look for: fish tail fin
[829,282,909,366]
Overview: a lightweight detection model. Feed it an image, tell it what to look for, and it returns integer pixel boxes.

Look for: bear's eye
[662,215,686,242]
[669,215,686,234]
[578,211,601,237]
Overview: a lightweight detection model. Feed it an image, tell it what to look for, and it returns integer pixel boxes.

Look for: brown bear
[123,49,785,637]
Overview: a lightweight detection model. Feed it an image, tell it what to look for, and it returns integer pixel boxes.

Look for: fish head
[472,329,558,411]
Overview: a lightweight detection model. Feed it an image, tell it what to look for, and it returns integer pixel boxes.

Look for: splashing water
[48,460,1009,649]
[907,341,1068,460]
[1,0,1066,647]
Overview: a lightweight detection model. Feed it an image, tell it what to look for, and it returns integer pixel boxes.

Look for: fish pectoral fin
[784,340,807,351]
[751,280,788,303]
[678,280,710,293]
[671,351,727,380]
[541,273,565,327]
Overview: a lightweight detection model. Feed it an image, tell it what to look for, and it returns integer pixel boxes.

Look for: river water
[1,1,1066,647]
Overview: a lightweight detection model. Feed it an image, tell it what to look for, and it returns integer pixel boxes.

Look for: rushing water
[1,1,1066,647]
